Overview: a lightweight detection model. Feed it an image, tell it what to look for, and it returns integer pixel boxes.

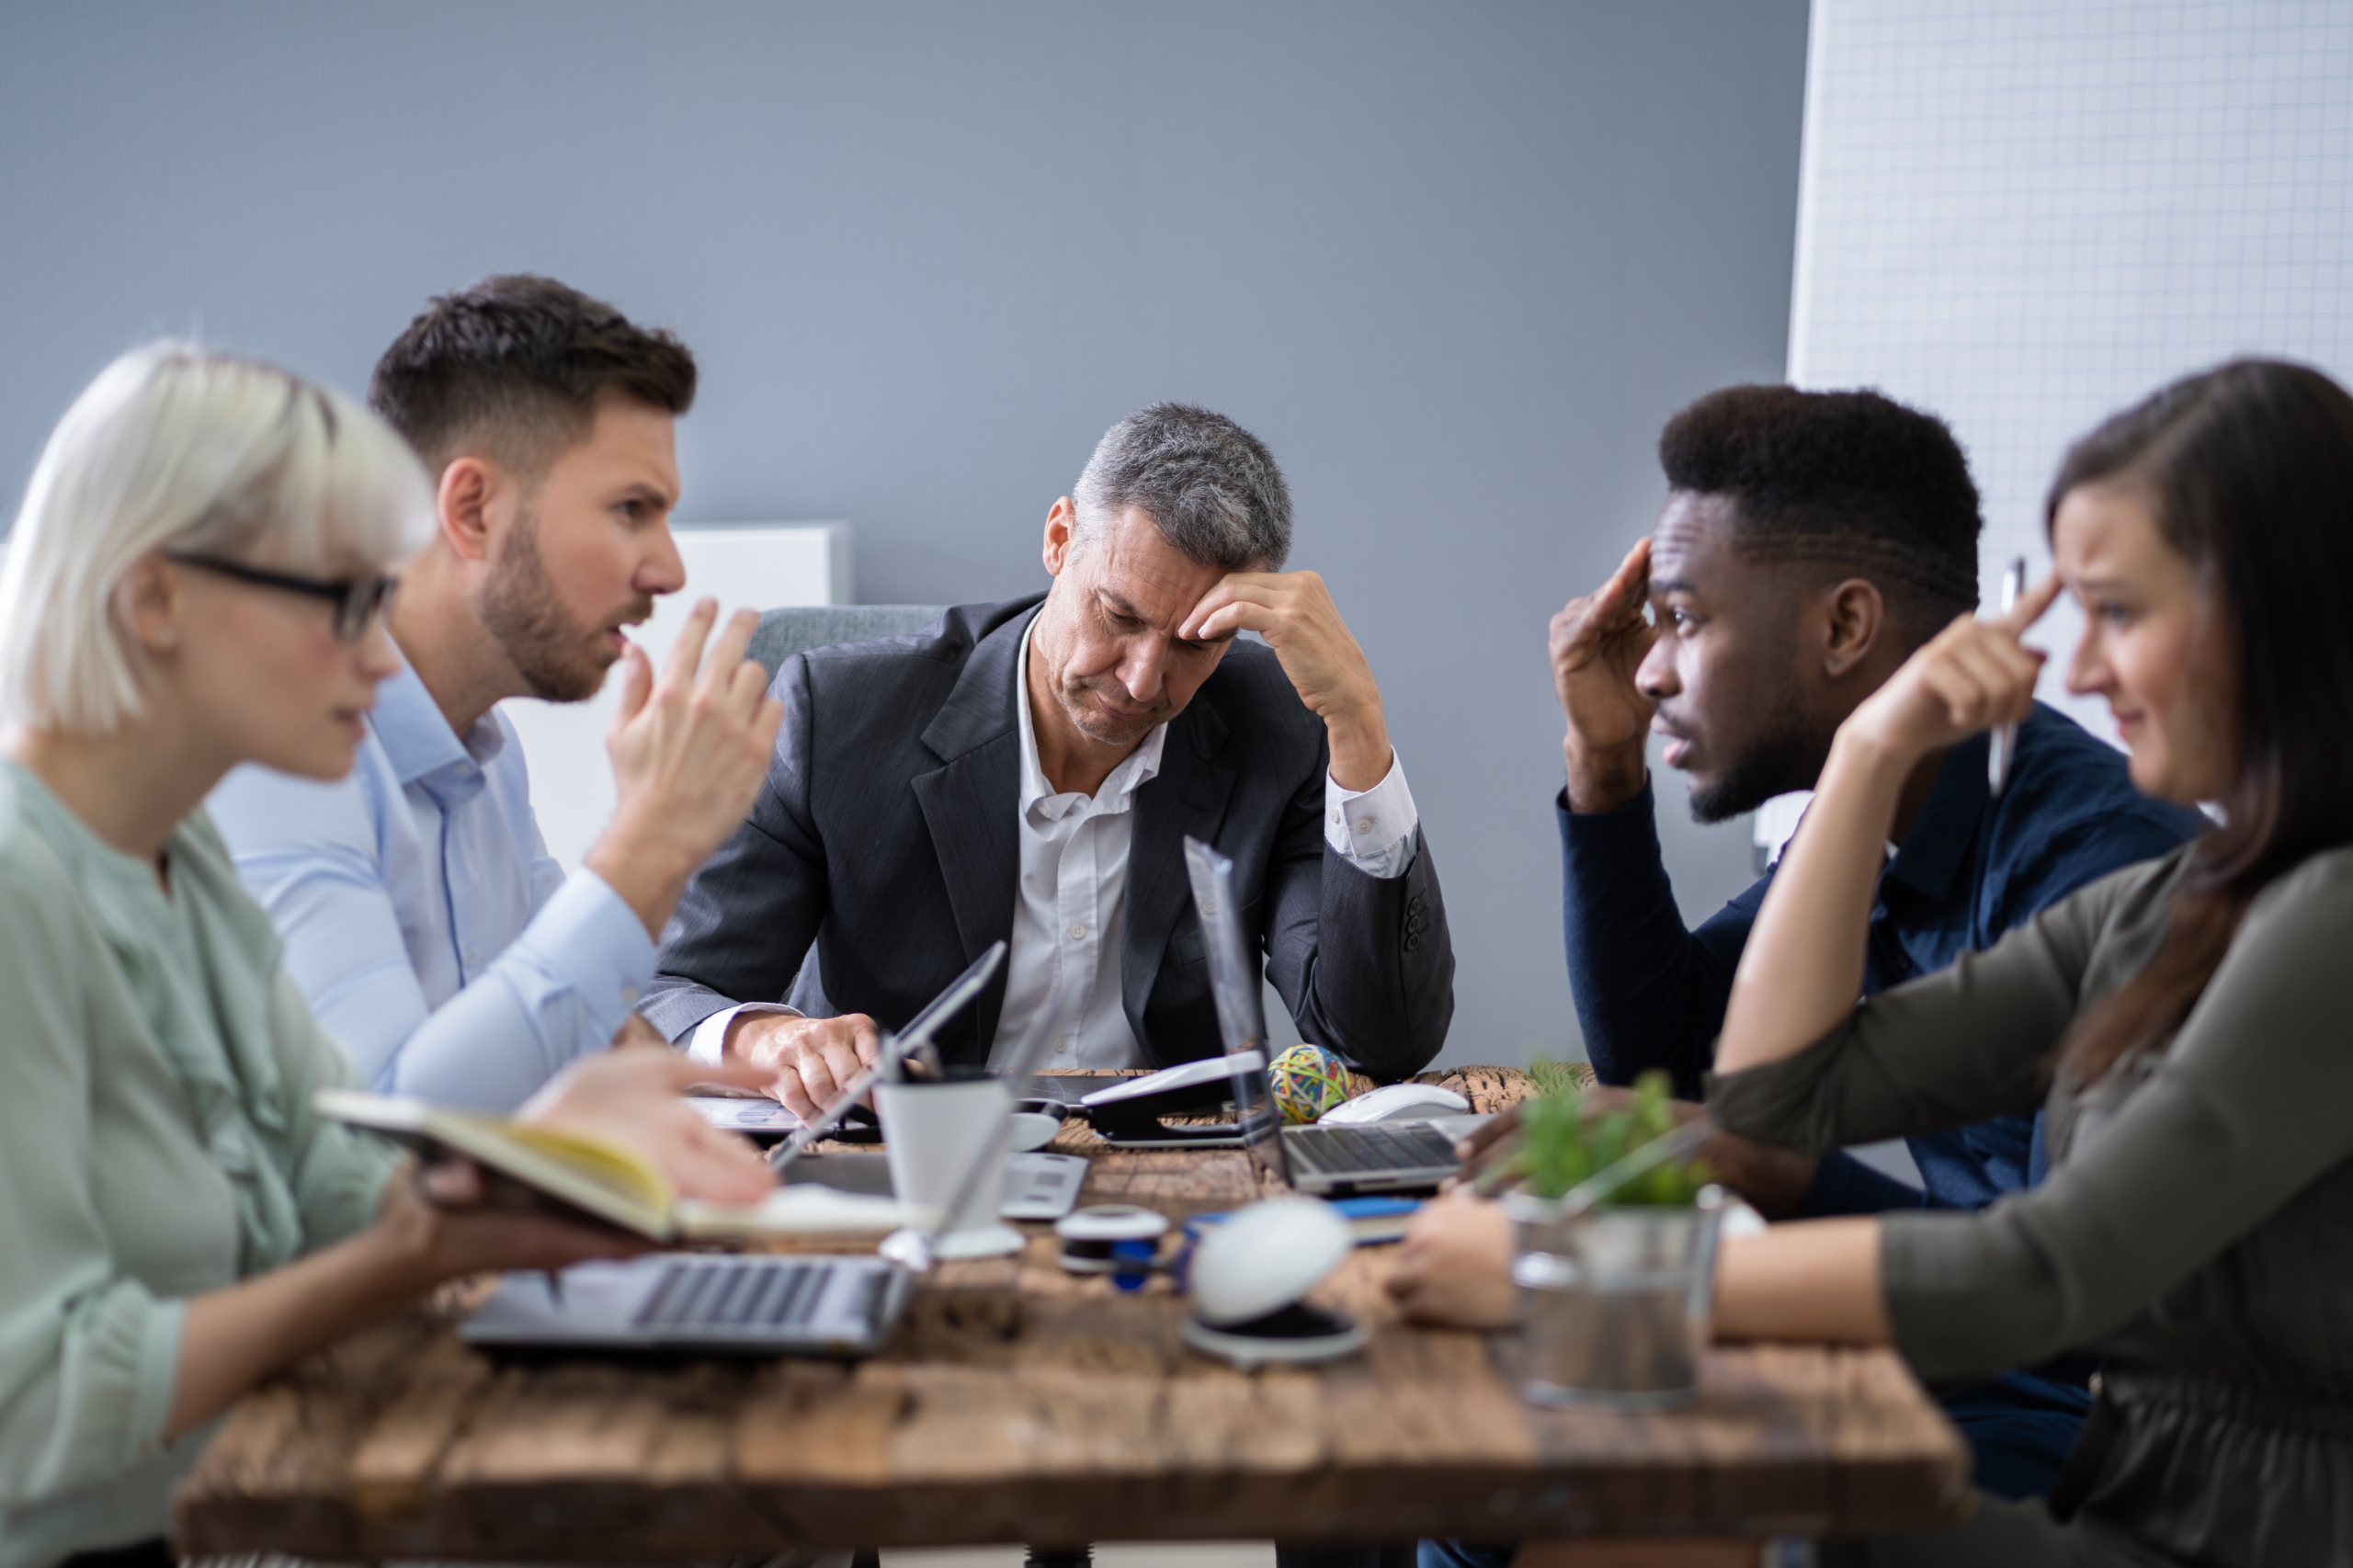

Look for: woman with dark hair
[1393,358,2353,1563]
[1689,355,2353,1562]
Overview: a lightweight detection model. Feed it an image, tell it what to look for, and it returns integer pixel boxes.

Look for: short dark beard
[478,510,610,703]
[1685,692,1824,824]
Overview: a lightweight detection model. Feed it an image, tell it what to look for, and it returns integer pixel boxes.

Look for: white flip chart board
[1789,0,2353,738]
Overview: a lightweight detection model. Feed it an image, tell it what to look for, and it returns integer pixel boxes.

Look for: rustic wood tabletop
[173,1066,1969,1561]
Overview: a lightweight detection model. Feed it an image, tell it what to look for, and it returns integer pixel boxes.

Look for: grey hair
[1071,403,1292,571]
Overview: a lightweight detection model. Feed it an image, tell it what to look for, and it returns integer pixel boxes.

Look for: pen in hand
[1987,555,2028,797]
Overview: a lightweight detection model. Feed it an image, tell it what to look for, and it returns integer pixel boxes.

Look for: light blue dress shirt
[208,659,654,1111]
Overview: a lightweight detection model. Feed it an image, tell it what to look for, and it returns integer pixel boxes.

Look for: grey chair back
[743,604,947,1021]
[747,605,947,683]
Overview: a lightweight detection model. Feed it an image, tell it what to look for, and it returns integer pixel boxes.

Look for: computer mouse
[1182,1197,1369,1368]
[1318,1082,1472,1125]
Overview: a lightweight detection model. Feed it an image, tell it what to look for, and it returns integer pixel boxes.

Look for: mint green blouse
[0,763,399,1568]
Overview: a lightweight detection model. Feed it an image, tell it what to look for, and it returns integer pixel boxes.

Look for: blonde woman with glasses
[0,345,776,1568]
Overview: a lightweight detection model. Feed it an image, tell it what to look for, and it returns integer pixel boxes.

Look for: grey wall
[0,0,1809,1069]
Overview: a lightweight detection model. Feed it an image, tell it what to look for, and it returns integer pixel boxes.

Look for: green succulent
[1509,1067,1712,1207]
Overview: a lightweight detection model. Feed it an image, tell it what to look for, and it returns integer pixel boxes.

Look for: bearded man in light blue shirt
[209,276,782,1111]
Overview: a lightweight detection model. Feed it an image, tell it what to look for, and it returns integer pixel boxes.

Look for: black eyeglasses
[165,552,399,642]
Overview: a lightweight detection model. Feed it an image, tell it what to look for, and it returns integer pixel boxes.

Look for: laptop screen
[771,939,1007,1171]
[1181,836,1291,1187]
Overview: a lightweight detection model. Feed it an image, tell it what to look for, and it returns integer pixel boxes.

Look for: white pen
[1987,555,2028,797]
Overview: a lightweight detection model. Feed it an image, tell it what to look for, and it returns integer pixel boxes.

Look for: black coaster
[1183,1300,1369,1367]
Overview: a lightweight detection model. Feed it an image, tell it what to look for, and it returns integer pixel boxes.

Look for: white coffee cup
[1006,1110,1061,1152]
[873,1076,1025,1258]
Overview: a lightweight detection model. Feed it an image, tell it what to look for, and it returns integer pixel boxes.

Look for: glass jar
[1503,1185,1724,1410]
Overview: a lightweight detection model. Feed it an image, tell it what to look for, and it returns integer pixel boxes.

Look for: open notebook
[315,1090,925,1242]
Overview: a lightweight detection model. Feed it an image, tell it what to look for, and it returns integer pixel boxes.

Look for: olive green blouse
[1711,840,2353,1565]
[0,763,399,1568]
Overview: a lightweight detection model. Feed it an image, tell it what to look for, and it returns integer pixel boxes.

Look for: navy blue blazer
[1560,700,2207,1212]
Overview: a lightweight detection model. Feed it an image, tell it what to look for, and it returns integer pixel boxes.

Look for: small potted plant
[1498,1070,1724,1410]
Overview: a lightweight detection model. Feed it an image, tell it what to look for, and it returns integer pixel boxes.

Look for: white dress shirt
[690,613,1422,1069]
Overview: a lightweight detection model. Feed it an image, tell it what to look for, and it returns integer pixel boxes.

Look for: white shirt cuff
[685,1001,800,1067]
[1324,751,1420,880]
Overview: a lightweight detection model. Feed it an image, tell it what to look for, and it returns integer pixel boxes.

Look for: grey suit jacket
[643,595,1453,1078]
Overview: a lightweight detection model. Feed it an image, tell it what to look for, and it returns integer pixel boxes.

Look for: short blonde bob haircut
[0,343,433,733]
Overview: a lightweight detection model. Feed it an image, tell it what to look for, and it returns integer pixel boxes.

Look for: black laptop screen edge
[1181,835,1293,1188]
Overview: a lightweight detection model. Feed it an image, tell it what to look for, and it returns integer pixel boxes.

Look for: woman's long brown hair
[2052,360,2353,1088]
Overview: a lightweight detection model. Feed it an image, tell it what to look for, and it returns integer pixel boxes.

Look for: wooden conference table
[174,1067,1969,1560]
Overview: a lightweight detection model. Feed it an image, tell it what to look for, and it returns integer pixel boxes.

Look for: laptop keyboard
[634,1258,835,1331]
[1285,1122,1459,1175]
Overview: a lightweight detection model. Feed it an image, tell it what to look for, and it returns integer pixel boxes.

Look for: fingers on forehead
[1209,574,1283,606]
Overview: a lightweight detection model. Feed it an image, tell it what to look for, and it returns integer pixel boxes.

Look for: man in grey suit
[644,403,1454,1116]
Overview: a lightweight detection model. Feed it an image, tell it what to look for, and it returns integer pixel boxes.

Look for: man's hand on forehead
[1550,536,1663,813]
[1180,570,1393,791]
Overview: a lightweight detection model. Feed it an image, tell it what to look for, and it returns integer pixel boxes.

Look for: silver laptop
[460,964,1076,1358]
[778,1147,1088,1222]
[1184,836,1466,1195]
[459,1246,918,1357]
